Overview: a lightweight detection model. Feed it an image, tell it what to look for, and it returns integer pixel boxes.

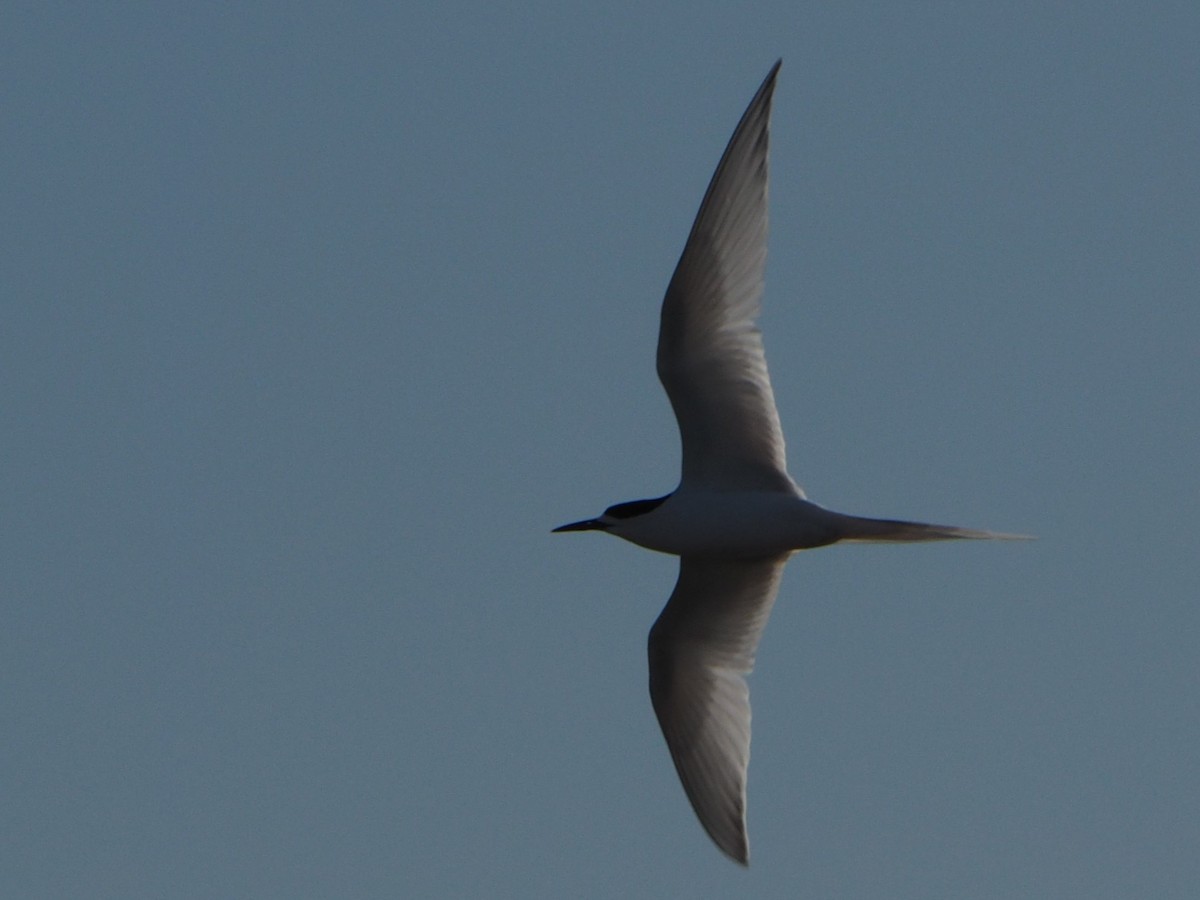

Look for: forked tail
[831,513,1032,544]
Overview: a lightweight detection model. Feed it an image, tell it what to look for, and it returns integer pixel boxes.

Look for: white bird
[554,60,1026,866]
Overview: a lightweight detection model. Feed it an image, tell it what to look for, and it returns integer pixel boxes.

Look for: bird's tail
[831,513,1032,544]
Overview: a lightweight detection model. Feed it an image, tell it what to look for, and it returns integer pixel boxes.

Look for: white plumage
[555,60,1027,865]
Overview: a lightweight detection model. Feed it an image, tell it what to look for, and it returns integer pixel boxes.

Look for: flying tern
[554,60,1026,866]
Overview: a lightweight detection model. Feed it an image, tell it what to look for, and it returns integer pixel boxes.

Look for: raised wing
[656,61,796,493]
[648,555,789,865]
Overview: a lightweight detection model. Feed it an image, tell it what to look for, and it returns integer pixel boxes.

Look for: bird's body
[600,488,840,557]
[555,60,1026,866]
[560,487,1010,559]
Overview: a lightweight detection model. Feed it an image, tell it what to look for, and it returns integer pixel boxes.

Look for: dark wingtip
[722,837,750,867]
[762,58,782,89]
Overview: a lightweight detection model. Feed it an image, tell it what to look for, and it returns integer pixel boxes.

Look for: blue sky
[3,3,1198,897]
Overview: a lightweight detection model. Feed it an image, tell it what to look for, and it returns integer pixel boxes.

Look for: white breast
[611,489,842,558]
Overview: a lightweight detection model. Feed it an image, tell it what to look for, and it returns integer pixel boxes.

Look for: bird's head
[553,494,671,535]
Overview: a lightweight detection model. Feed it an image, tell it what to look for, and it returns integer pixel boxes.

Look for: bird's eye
[605,495,670,519]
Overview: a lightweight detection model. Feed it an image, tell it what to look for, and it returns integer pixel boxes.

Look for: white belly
[613,489,842,558]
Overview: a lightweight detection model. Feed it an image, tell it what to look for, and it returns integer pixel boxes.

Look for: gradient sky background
[4,4,1198,898]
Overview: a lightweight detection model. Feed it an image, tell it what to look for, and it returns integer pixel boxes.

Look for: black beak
[552,518,607,533]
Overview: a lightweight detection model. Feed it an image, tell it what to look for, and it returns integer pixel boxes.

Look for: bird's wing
[657,60,796,493]
[648,554,789,865]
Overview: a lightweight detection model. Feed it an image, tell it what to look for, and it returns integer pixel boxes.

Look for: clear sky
[3,3,1198,898]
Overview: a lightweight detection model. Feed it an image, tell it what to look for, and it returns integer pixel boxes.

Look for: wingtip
[715,836,750,867]
[762,59,782,90]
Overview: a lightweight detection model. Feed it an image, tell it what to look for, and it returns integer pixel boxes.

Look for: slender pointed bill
[552,518,607,533]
